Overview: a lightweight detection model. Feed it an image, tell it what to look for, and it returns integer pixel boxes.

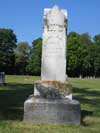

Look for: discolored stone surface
[24,97,81,125]
[34,80,72,99]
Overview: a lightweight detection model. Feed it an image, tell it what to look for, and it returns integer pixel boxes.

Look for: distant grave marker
[0,72,5,85]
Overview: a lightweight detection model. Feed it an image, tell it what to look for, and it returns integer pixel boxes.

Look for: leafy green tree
[93,34,100,45]
[15,42,30,74]
[67,32,83,77]
[81,33,91,45]
[93,34,100,76]
[0,28,17,74]
[93,45,100,76]
[80,33,100,77]
[80,33,93,76]
[27,38,42,75]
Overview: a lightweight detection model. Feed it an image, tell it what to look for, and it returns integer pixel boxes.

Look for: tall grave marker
[24,6,81,124]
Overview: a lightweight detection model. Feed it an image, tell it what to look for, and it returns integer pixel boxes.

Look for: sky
[0,0,100,45]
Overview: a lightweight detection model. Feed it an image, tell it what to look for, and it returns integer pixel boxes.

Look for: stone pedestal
[24,97,80,125]
[34,80,72,99]
[24,81,81,125]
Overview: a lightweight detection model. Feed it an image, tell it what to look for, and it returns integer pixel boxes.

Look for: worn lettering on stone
[41,6,68,82]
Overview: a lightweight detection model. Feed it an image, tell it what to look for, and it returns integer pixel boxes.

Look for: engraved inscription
[41,6,68,82]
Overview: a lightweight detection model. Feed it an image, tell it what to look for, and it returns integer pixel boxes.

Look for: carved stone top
[44,5,68,27]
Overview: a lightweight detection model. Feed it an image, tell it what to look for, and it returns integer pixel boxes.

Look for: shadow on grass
[73,87,100,125]
[0,83,33,121]
[0,83,100,124]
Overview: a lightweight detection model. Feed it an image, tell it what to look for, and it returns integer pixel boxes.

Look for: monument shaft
[41,6,68,82]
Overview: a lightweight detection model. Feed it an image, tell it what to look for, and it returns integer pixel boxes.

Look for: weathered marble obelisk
[24,6,81,125]
[41,6,67,82]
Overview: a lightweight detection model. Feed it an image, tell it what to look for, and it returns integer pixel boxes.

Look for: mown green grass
[0,75,100,133]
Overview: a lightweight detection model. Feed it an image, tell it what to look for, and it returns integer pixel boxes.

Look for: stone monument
[24,6,81,124]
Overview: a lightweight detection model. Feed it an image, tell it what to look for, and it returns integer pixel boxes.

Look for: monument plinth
[24,97,80,124]
[24,6,81,125]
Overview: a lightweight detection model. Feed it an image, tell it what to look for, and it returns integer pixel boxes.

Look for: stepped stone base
[24,96,81,125]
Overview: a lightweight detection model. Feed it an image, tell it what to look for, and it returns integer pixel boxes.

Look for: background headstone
[0,72,5,85]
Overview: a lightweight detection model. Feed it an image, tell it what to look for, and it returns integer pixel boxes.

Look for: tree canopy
[0,28,100,77]
[15,42,30,75]
[0,28,17,73]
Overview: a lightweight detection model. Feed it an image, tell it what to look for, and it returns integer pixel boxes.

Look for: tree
[80,33,93,77]
[0,28,17,74]
[15,42,30,75]
[93,45,100,77]
[80,33,100,77]
[93,34,100,76]
[93,34,100,45]
[67,32,82,77]
[67,32,97,77]
[27,38,42,75]
[80,33,91,45]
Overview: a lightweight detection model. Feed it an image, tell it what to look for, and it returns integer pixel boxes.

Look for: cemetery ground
[0,75,100,133]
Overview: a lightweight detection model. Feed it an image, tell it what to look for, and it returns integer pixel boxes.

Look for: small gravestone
[0,72,5,85]
[24,6,81,125]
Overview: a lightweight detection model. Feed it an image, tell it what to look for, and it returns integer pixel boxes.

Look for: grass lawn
[0,75,100,133]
